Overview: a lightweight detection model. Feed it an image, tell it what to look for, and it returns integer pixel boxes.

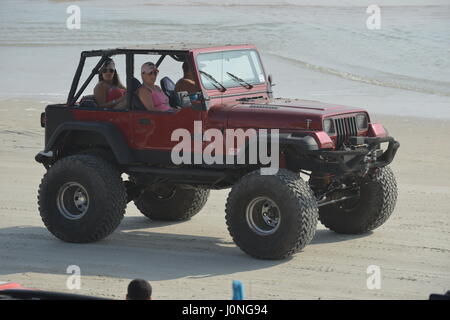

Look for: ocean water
[0,0,449,116]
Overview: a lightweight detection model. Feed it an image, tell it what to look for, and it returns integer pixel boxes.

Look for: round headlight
[323,119,335,134]
[356,114,368,130]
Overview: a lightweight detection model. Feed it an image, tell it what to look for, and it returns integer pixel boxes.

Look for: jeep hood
[207,98,366,131]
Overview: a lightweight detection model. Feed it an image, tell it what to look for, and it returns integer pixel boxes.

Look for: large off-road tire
[38,155,127,243]
[318,166,397,234]
[81,148,117,165]
[225,169,318,260]
[134,185,210,221]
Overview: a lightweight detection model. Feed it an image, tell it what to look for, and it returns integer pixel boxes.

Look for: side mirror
[267,74,275,98]
[268,74,276,87]
[176,91,192,108]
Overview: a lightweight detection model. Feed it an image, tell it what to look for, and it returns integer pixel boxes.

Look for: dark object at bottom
[429,290,450,300]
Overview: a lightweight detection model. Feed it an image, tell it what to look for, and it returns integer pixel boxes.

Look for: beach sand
[0,98,449,300]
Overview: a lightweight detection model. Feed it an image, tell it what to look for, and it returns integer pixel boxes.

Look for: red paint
[0,282,28,290]
[313,131,335,149]
[279,152,286,168]
[368,123,388,138]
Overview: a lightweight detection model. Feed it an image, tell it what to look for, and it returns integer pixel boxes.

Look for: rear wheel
[38,155,127,242]
[225,169,318,260]
[81,148,117,164]
[318,166,397,234]
[134,185,209,221]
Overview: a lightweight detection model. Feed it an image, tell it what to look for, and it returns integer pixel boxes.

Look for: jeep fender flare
[235,132,319,158]
[43,121,133,164]
[232,133,320,166]
[278,133,319,151]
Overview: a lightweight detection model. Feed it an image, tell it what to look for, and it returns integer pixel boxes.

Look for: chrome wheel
[245,196,281,236]
[57,182,89,220]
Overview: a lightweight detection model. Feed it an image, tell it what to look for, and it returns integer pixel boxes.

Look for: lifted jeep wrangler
[36,44,399,260]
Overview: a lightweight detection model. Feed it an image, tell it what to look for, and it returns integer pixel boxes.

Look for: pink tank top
[143,84,171,111]
[151,88,171,111]
[106,86,126,102]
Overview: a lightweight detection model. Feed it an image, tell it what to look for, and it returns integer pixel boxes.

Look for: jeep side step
[127,166,235,189]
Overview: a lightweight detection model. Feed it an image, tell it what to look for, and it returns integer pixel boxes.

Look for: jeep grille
[335,116,357,147]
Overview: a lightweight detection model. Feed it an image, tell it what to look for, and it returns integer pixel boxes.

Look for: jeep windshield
[196,49,265,91]
[199,70,227,92]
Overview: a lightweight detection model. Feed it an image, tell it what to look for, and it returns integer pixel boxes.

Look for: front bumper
[292,136,400,174]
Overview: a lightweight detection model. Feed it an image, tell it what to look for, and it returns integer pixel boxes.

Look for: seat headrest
[160,76,176,94]
[131,77,142,93]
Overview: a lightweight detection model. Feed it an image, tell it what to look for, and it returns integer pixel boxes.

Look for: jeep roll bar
[67,55,108,106]
[66,48,190,107]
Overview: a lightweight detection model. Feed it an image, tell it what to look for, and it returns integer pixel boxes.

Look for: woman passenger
[94,58,127,109]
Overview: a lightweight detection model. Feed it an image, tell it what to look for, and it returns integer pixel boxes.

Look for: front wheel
[318,166,398,234]
[225,169,318,260]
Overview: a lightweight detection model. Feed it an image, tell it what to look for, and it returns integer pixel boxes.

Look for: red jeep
[35,44,399,259]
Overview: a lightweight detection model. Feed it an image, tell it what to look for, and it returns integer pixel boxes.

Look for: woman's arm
[112,95,127,110]
[174,79,198,94]
[94,82,108,106]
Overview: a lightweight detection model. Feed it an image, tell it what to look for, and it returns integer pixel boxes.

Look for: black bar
[336,118,343,146]
[128,166,227,179]
[350,117,355,136]
[81,49,115,58]
[155,54,166,68]
[343,118,349,141]
[0,289,107,300]
[126,53,134,110]
[81,48,189,58]
[0,300,441,317]
[67,54,86,105]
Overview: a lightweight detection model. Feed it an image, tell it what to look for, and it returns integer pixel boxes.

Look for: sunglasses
[102,68,115,73]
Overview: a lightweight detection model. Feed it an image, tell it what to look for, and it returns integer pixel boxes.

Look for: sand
[0,98,449,300]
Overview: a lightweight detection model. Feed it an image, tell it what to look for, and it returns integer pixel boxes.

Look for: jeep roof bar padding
[70,55,109,106]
